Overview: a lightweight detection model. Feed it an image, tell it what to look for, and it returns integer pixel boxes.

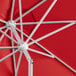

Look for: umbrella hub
[6,20,16,29]
[19,42,28,51]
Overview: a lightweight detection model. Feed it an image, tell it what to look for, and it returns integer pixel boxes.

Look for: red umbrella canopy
[0,0,76,76]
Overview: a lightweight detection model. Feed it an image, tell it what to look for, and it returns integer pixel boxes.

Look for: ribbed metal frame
[0,0,76,76]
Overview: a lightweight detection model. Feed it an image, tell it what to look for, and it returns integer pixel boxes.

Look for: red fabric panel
[0,0,76,76]
[0,0,14,76]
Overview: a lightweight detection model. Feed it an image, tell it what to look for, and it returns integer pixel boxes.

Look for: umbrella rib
[11,30,16,75]
[10,0,15,21]
[28,48,55,58]
[55,56,76,73]
[11,28,23,44]
[0,46,18,49]
[0,29,18,44]
[15,51,23,76]
[0,26,7,30]
[16,20,76,25]
[0,19,7,24]
[19,0,23,40]
[15,0,24,76]
[0,49,20,62]
[28,23,75,45]
[0,28,8,41]
[15,0,46,22]
[25,0,57,44]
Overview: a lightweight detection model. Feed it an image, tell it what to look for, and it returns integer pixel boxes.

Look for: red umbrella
[0,0,76,76]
